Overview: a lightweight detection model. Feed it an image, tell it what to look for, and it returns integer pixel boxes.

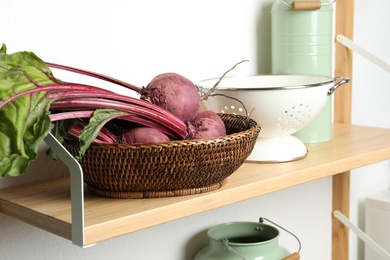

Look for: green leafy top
[0,44,56,177]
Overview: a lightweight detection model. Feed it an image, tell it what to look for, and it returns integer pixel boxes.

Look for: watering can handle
[259,217,301,255]
[327,77,350,96]
[292,1,321,10]
[282,252,301,260]
[281,0,336,10]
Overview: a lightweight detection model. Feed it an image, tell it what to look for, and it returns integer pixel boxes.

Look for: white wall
[350,0,390,259]
[0,1,389,259]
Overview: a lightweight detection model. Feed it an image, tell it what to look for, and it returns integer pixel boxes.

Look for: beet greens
[0,43,238,178]
[0,44,191,177]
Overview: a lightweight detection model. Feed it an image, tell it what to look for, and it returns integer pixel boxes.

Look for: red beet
[121,127,170,144]
[188,110,226,139]
[140,73,200,123]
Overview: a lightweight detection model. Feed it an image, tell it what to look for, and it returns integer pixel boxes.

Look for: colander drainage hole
[276,103,314,128]
[221,105,245,115]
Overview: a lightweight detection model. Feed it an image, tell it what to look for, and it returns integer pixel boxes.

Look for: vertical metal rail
[44,133,87,247]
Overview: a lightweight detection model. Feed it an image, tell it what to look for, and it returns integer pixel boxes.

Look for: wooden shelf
[1,123,390,247]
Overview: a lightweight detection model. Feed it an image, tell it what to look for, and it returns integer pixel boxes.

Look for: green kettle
[195,218,300,260]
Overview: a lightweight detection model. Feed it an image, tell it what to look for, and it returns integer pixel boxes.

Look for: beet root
[141,72,200,123]
[188,110,226,139]
[121,127,170,144]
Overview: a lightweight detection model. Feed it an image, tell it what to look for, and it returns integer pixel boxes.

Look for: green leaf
[47,119,79,160]
[0,43,7,54]
[0,44,56,177]
[77,109,125,160]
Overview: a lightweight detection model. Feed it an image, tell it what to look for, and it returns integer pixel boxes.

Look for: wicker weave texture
[64,114,260,198]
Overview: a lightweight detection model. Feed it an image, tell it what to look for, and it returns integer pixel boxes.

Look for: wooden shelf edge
[0,195,71,240]
[1,123,390,246]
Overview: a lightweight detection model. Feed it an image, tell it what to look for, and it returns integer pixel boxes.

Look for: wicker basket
[64,114,260,199]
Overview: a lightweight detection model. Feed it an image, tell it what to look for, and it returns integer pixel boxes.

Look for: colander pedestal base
[246,135,308,163]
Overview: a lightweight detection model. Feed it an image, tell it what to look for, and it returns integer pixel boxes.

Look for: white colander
[197,75,349,162]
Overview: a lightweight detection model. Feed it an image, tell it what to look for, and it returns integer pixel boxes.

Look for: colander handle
[327,77,350,96]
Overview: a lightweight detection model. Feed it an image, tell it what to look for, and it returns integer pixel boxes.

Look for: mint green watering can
[195,218,301,260]
[271,0,336,143]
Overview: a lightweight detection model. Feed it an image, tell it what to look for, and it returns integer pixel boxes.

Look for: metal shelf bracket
[44,133,93,248]
[337,34,390,74]
[333,210,390,260]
